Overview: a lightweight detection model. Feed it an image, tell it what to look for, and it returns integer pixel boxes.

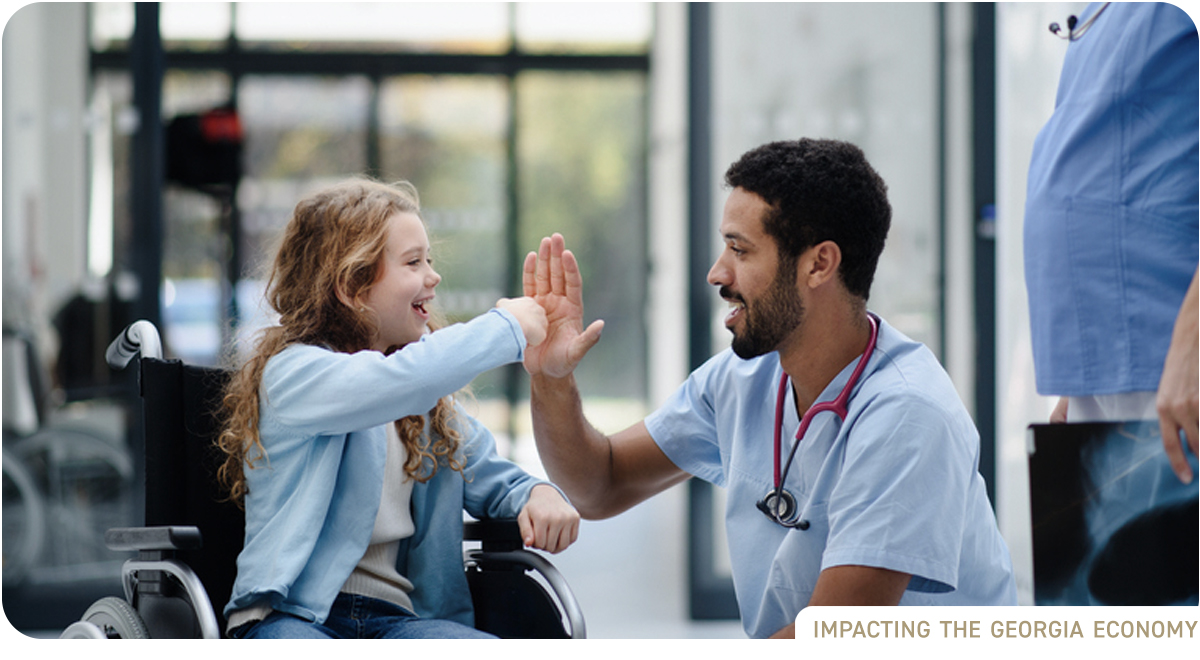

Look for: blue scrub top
[645,315,1017,638]
[1024,2,1199,396]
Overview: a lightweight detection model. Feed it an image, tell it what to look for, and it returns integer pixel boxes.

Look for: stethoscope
[756,313,879,529]
[1048,2,1110,41]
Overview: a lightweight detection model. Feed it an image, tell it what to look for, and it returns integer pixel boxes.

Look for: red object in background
[199,108,243,143]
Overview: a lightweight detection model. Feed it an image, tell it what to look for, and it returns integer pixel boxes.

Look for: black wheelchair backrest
[138,357,243,633]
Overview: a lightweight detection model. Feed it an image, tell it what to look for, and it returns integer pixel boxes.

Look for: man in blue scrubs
[524,139,1017,638]
[1024,2,1198,482]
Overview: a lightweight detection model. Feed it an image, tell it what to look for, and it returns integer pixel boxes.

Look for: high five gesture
[521,233,605,377]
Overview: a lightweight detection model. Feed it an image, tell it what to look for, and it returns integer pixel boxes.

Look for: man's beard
[723,263,804,360]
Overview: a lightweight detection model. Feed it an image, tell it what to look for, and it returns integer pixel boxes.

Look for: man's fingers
[569,320,605,363]
[550,233,566,296]
[530,234,584,306]
[562,249,585,305]
[536,236,552,297]
[579,319,604,348]
[523,251,538,298]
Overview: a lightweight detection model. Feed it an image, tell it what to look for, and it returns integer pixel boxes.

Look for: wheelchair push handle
[107,320,164,368]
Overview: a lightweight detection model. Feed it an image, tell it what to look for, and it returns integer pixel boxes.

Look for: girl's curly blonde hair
[216,178,465,507]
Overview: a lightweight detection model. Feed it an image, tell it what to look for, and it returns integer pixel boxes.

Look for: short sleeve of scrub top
[642,355,730,487]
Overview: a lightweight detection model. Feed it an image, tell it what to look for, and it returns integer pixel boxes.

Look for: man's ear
[799,240,842,290]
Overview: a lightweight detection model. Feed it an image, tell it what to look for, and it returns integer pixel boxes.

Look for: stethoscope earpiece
[1048,2,1110,41]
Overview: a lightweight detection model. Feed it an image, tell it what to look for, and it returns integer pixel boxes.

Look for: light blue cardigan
[224,309,556,626]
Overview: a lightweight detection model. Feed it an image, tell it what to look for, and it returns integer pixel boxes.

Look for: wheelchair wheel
[2,448,47,586]
[11,427,134,566]
[81,596,150,639]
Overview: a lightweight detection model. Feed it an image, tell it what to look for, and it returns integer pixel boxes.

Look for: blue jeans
[229,593,497,639]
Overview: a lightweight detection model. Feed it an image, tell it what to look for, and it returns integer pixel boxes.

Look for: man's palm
[522,235,603,378]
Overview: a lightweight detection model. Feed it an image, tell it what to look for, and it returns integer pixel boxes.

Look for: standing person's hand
[521,233,604,378]
[1050,397,1069,424]
[1157,270,1198,483]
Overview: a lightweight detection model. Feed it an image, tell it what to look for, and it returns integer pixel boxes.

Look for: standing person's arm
[524,234,688,519]
[1158,268,1199,483]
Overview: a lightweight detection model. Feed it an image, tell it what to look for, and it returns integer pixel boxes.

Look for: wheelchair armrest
[465,548,587,639]
[105,526,203,553]
[463,518,523,552]
[105,526,220,639]
[463,518,587,639]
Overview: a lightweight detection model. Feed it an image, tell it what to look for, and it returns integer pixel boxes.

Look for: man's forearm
[530,372,616,518]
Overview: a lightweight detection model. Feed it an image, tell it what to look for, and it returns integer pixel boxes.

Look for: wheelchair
[60,321,585,639]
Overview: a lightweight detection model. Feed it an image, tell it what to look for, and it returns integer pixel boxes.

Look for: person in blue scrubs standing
[1024,2,1198,482]
[523,139,1018,639]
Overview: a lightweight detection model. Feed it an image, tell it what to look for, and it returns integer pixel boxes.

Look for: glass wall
[377,75,510,402]
[516,71,648,400]
[713,2,941,352]
[93,2,651,414]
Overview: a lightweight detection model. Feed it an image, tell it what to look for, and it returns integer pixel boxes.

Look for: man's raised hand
[522,233,604,378]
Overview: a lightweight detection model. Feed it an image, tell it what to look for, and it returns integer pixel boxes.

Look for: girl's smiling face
[362,212,441,352]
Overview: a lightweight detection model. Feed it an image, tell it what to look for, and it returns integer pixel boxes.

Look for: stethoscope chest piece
[756,489,810,530]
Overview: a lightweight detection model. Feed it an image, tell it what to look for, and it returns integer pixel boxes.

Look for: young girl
[215,178,579,639]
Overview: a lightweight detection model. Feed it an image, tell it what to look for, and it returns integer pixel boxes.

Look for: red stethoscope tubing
[772,313,880,491]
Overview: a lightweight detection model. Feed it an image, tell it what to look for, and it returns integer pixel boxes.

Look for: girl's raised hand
[496,296,548,348]
[517,484,581,554]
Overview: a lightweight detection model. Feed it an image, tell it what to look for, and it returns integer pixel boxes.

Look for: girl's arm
[456,409,579,552]
[265,309,525,435]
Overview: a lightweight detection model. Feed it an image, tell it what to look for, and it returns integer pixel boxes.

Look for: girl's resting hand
[496,297,548,348]
[517,484,580,554]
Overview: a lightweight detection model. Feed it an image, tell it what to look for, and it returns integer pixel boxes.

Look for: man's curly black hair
[724,138,891,301]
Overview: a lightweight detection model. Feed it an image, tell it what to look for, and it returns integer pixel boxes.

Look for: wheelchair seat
[62,321,584,639]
